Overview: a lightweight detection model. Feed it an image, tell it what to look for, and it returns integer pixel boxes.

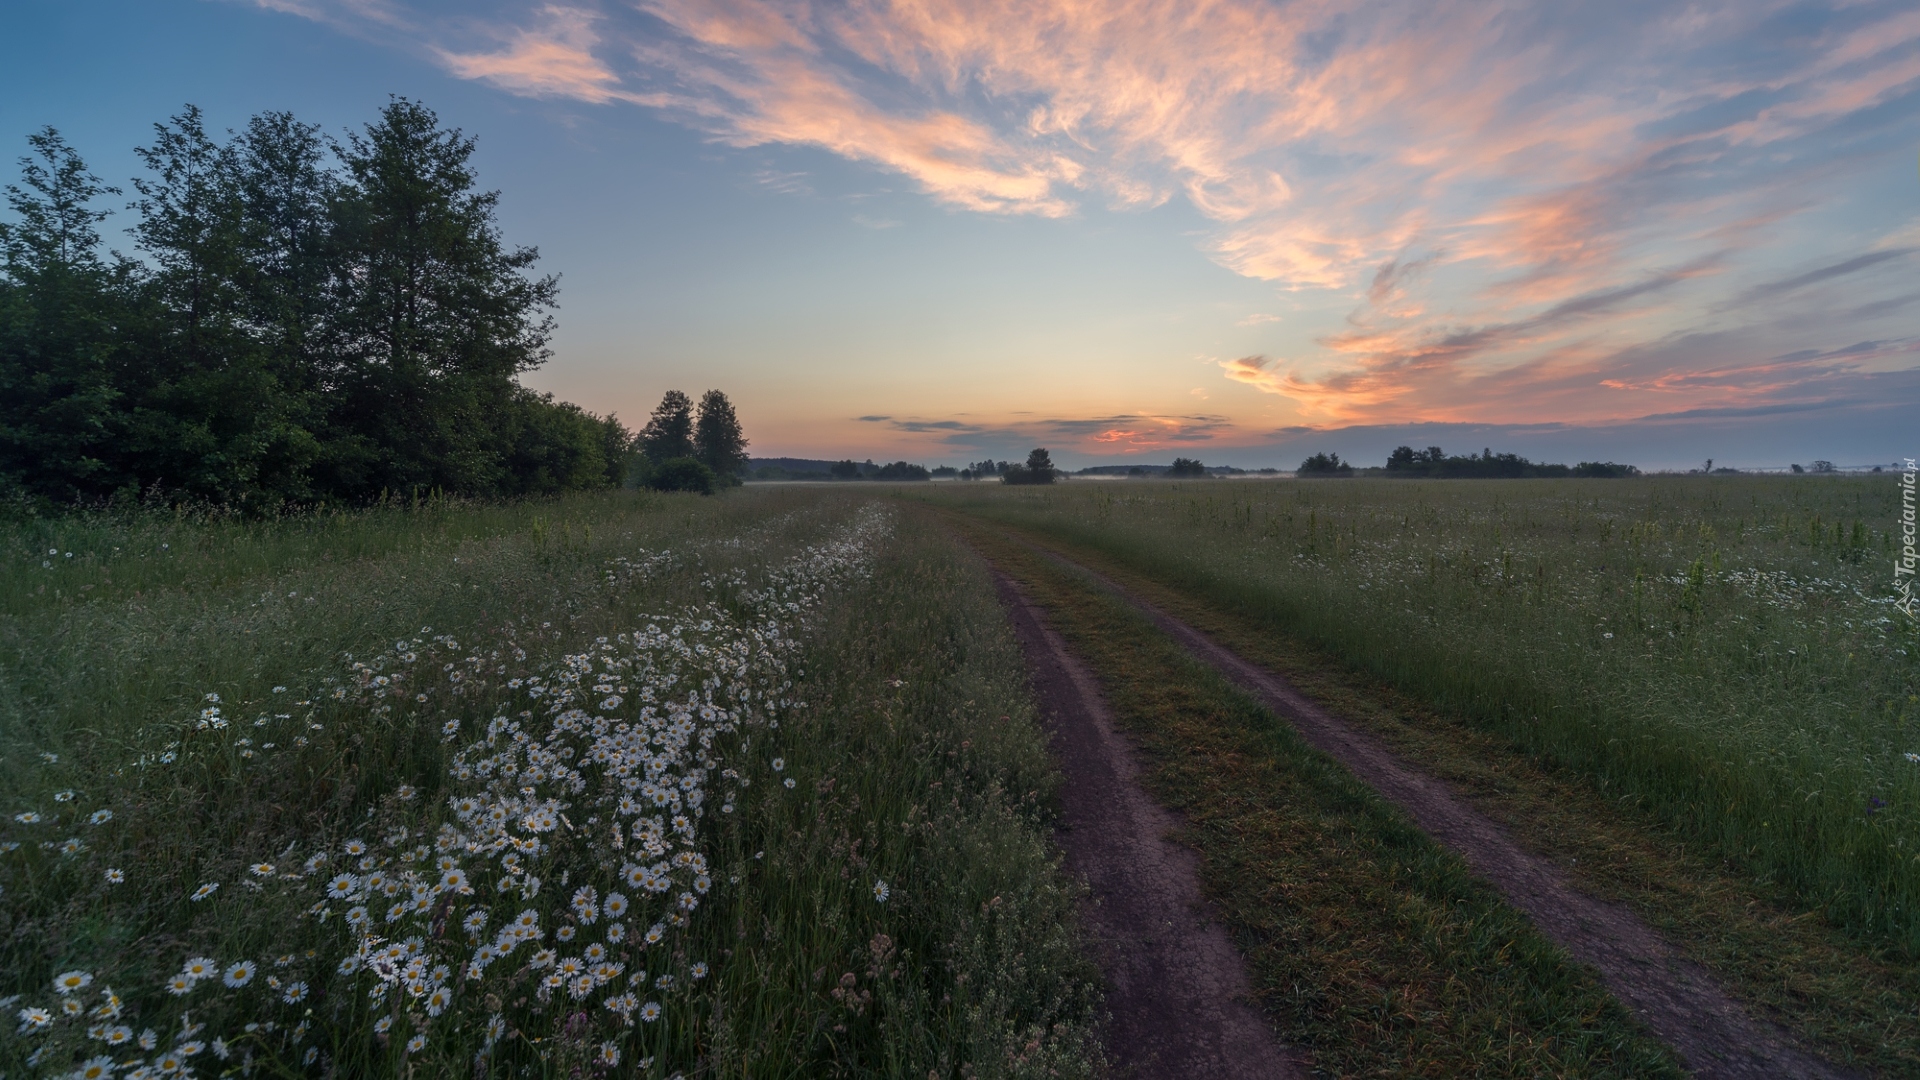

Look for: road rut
[1017,539,1858,1080]
[991,568,1304,1079]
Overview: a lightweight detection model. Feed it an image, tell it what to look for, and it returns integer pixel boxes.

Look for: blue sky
[4,0,1917,470]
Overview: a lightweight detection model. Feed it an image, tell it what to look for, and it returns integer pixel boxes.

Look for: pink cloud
[435,7,629,103]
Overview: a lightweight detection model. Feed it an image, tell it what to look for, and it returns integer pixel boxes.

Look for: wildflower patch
[3,506,903,1075]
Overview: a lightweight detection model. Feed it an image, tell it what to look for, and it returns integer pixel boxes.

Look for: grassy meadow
[0,490,1100,1078]
[8,472,1915,1078]
[924,475,1920,957]
[952,518,1687,1078]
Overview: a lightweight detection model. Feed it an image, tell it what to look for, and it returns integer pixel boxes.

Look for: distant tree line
[0,100,631,513]
[1078,461,1274,477]
[1295,446,1639,478]
[1384,446,1637,478]
[959,459,1008,480]
[743,452,1050,483]
[745,458,962,481]
[874,461,930,481]
[808,459,926,481]
[748,459,831,481]
[950,450,1057,483]
[1297,452,1355,476]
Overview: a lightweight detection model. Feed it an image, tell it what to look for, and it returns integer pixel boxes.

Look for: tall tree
[225,111,337,502]
[126,105,316,507]
[693,389,748,482]
[130,106,247,369]
[0,101,628,509]
[0,129,131,502]
[234,111,333,391]
[320,97,558,498]
[639,390,695,463]
[1001,447,1057,485]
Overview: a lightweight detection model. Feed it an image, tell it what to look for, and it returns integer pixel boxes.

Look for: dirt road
[992,568,1305,1078]
[1007,539,1858,1080]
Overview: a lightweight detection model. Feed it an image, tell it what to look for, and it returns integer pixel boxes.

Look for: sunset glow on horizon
[6,0,1918,468]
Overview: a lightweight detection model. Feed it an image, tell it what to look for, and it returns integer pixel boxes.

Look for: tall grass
[0,490,1099,1077]
[925,476,1920,950]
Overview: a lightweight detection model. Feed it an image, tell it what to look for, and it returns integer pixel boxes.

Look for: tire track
[990,567,1305,1079]
[1011,537,1858,1080]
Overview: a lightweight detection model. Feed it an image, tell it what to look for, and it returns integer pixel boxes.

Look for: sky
[3,0,1918,470]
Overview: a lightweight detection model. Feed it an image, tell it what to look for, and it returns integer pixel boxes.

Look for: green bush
[647,456,717,495]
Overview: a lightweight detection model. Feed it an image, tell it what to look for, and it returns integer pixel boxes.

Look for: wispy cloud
[1724,249,1916,308]
[260,0,1920,426]
[750,167,813,196]
[433,6,630,103]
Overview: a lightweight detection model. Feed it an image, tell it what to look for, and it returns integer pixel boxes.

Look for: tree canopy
[693,389,749,480]
[1383,445,1639,478]
[0,100,631,512]
[639,391,695,464]
[637,388,749,491]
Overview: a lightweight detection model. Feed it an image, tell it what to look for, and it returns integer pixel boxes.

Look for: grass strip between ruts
[948,514,1684,1079]
[956,511,1920,1077]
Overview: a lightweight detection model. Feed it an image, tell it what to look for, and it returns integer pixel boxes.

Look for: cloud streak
[434,6,631,102]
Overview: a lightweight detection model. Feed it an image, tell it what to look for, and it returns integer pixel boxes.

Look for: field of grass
[10,474,1914,1078]
[0,491,1100,1078]
[922,475,1919,957]
[952,518,1684,1078]
[939,493,1920,1072]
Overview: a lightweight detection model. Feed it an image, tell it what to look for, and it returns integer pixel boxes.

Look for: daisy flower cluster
[2,505,891,1077]
[0,784,112,886]
[603,548,680,587]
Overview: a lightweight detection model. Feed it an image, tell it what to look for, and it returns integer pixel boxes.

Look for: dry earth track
[992,532,1860,1080]
[991,567,1306,1078]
